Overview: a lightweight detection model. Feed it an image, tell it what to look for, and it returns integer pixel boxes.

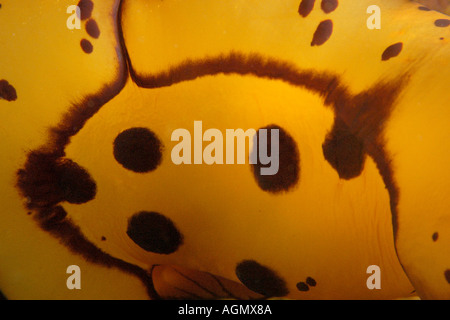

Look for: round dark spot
[101,236,106,241]
[445,270,450,284]
[298,0,316,17]
[435,19,450,27]
[86,19,100,39]
[235,260,288,297]
[311,19,333,46]
[440,37,445,40]
[418,6,431,11]
[306,277,317,287]
[80,39,93,54]
[296,282,309,292]
[127,211,183,254]
[251,124,300,193]
[113,127,163,173]
[321,0,338,14]
[322,118,366,180]
[77,0,93,20]
[432,232,439,242]
[0,79,17,101]
[381,42,403,61]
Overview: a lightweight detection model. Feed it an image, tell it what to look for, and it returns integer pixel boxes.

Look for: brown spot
[418,6,431,11]
[296,282,309,291]
[306,277,317,287]
[101,236,106,241]
[77,0,93,20]
[80,39,93,54]
[16,151,97,209]
[298,0,315,17]
[445,270,450,284]
[0,79,17,101]
[435,19,450,27]
[251,125,300,193]
[86,19,100,39]
[322,118,366,180]
[432,232,439,241]
[440,37,445,40]
[311,20,333,46]
[381,42,403,61]
[113,127,163,173]
[321,0,338,14]
[235,260,288,297]
[127,211,183,254]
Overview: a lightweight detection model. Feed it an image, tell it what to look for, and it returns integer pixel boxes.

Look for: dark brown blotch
[127,211,183,254]
[322,118,366,180]
[113,127,163,173]
[321,0,338,13]
[38,206,68,231]
[382,42,403,61]
[432,232,439,241]
[418,6,431,11]
[235,260,289,297]
[0,79,17,101]
[311,19,333,46]
[296,282,309,291]
[435,19,450,27]
[251,125,300,193]
[80,39,93,54]
[77,0,93,20]
[306,276,317,287]
[86,19,100,39]
[16,151,97,209]
[445,270,450,284]
[298,0,316,17]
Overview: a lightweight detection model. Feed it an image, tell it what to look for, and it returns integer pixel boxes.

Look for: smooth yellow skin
[0,0,449,299]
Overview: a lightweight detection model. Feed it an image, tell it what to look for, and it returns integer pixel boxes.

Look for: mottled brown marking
[435,19,450,27]
[251,125,300,193]
[86,19,100,39]
[322,118,366,180]
[80,39,93,54]
[321,0,338,13]
[298,0,315,17]
[0,79,17,101]
[235,260,288,297]
[16,151,97,209]
[17,39,407,300]
[77,0,93,20]
[311,20,333,46]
